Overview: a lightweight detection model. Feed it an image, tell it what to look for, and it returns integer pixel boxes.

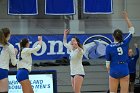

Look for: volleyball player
[16,36,42,93]
[0,28,17,93]
[63,29,85,93]
[128,43,139,92]
[106,11,135,93]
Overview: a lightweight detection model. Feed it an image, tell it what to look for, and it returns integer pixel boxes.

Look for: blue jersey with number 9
[106,27,134,78]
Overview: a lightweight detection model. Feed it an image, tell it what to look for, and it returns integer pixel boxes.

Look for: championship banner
[83,0,113,14]
[9,34,128,60]
[8,0,38,15]
[45,0,75,15]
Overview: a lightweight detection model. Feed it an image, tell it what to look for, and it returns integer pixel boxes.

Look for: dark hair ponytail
[0,28,11,46]
[72,36,83,49]
[113,29,123,43]
[1,28,10,38]
[19,38,29,60]
[0,30,7,46]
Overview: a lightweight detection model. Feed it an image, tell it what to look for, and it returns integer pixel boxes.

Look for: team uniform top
[63,41,85,76]
[106,27,135,78]
[128,48,139,73]
[17,45,41,72]
[0,43,17,70]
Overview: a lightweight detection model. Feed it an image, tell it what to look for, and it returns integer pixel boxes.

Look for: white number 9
[117,47,123,55]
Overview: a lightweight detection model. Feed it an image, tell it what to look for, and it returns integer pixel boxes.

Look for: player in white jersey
[63,29,85,93]
[0,28,17,93]
[16,36,42,93]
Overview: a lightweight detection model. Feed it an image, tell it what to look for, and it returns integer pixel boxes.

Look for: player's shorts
[129,73,136,82]
[0,68,8,80]
[110,63,129,79]
[71,74,85,78]
[16,68,29,82]
[110,70,129,79]
[110,71,129,79]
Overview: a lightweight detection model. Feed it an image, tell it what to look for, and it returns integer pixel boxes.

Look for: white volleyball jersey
[0,43,17,70]
[17,45,41,72]
[63,41,85,75]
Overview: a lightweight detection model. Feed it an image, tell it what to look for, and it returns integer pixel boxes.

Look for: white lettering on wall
[47,41,65,55]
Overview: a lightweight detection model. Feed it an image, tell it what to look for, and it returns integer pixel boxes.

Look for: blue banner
[9,34,127,60]
[8,0,38,15]
[45,0,75,15]
[83,0,113,14]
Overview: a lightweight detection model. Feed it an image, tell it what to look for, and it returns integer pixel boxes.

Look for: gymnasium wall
[0,0,140,36]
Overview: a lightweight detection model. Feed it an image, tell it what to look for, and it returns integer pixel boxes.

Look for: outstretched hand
[38,36,42,41]
[122,11,133,28]
[64,29,70,35]
[122,11,128,19]
[134,43,138,48]
[38,36,42,45]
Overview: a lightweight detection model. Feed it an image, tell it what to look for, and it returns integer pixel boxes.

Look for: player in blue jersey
[128,43,139,92]
[105,11,135,93]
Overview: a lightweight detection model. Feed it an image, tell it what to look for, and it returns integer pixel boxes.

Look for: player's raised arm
[27,36,42,54]
[134,43,139,59]
[63,29,72,50]
[134,43,138,48]
[63,29,69,44]
[122,11,135,35]
[122,11,133,28]
[38,36,42,46]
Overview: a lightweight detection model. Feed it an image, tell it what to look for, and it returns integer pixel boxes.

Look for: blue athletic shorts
[16,68,29,82]
[110,63,129,79]
[0,68,8,80]
[110,68,129,79]
[110,71,129,79]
